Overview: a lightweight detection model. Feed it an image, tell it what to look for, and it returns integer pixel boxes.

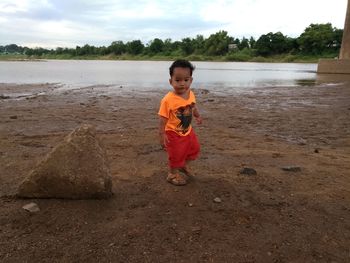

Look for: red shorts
[165,129,200,169]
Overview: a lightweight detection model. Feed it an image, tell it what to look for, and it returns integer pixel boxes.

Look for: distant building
[228,44,238,51]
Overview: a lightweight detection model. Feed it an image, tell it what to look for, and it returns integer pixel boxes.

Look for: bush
[282,55,297,62]
[253,56,270,62]
[225,53,250,62]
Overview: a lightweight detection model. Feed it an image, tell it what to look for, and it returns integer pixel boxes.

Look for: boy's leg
[186,129,200,161]
[183,130,200,177]
[166,131,189,169]
[165,131,189,185]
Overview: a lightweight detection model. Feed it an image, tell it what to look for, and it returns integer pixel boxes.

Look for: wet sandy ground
[0,81,350,262]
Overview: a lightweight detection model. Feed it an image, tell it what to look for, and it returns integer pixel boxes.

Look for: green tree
[297,23,337,54]
[77,44,96,55]
[193,35,205,54]
[163,38,174,55]
[249,37,256,49]
[255,32,291,56]
[30,47,50,56]
[332,28,343,51]
[6,44,20,53]
[181,37,195,55]
[126,40,144,55]
[205,30,233,56]
[238,37,250,50]
[98,46,109,55]
[255,33,273,56]
[149,38,164,54]
[108,41,126,55]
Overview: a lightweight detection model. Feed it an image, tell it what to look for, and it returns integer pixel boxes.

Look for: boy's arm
[193,105,203,124]
[159,116,169,149]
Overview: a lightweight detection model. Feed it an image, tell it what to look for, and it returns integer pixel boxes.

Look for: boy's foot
[167,172,187,186]
[181,166,194,178]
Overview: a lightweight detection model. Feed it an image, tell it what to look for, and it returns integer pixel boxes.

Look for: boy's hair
[169,59,195,76]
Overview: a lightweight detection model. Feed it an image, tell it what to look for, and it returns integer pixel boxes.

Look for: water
[0,60,318,93]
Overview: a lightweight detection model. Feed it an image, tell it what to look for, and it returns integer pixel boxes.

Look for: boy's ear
[169,78,172,85]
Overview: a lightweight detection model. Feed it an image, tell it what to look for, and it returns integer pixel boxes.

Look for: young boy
[158,59,202,186]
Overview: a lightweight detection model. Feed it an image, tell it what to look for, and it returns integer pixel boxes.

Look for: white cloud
[199,0,347,38]
[0,0,347,48]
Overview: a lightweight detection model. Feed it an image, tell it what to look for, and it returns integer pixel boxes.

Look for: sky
[0,0,348,48]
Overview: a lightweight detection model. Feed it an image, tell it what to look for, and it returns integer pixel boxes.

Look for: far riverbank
[0,53,336,63]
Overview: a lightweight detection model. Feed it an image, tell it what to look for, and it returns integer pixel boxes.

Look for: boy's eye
[174,78,190,82]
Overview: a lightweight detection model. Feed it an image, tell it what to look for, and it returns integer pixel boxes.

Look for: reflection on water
[316,73,350,85]
[294,79,317,86]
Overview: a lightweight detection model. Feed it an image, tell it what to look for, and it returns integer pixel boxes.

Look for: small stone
[282,166,301,172]
[240,167,257,176]
[188,203,193,207]
[213,197,222,203]
[314,148,319,153]
[272,152,282,158]
[191,226,202,232]
[0,94,10,99]
[22,202,40,213]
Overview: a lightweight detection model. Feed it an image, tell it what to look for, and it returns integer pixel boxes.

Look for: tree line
[0,23,343,61]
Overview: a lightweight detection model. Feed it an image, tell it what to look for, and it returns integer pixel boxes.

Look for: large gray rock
[18,124,113,199]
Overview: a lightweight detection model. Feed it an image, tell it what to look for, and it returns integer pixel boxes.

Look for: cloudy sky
[0,0,347,48]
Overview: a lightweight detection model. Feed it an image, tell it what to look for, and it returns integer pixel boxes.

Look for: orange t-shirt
[158,90,196,136]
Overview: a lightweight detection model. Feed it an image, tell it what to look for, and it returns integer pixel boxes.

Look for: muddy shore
[1,82,350,262]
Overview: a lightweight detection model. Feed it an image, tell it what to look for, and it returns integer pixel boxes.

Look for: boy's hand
[195,116,203,125]
[159,133,169,150]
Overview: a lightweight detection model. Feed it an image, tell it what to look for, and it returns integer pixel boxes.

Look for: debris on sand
[22,202,40,213]
[239,167,257,176]
[213,197,222,203]
[281,166,302,172]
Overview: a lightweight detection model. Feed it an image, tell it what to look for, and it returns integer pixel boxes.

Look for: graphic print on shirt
[175,102,195,134]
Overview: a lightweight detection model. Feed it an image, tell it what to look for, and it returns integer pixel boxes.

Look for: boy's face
[169,67,193,95]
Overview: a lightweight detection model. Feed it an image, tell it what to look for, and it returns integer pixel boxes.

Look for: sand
[0,81,350,262]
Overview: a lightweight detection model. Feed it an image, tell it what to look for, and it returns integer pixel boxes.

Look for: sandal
[167,173,187,186]
[181,166,194,178]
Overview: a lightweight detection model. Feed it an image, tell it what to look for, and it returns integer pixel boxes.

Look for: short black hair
[169,59,195,76]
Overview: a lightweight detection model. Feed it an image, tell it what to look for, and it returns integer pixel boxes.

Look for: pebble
[22,202,40,213]
[0,94,10,99]
[191,226,202,232]
[282,166,301,172]
[239,167,257,176]
[213,197,222,203]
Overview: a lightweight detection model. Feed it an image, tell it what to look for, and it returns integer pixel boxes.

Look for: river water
[0,59,329,94]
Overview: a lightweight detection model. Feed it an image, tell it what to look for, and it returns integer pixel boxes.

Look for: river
[0,60,325,94]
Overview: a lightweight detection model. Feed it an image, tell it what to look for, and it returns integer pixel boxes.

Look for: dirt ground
[0,81,350,262]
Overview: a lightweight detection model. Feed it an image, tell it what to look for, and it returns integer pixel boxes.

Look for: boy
[158,59,202,186]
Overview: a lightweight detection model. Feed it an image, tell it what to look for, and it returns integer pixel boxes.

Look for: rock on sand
[17,124,113,199]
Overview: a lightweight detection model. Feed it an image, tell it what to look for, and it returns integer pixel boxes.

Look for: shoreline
[1,82,349,261]
[0,55,322,63]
